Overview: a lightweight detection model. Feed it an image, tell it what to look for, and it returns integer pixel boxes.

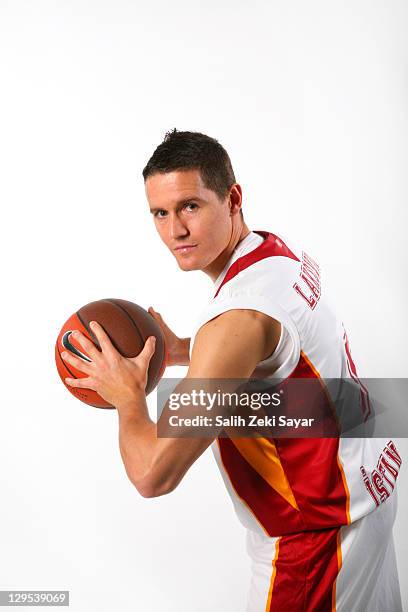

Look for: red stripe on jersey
[274,354,349,528]
[268,527,340,611]
[217,437,305,536]
[218,356,349,534]
[214,231,299,298]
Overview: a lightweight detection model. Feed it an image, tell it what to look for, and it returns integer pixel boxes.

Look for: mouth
[174,244,198,254]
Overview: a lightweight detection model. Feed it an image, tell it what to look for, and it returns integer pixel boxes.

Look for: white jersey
[189,230,402,537]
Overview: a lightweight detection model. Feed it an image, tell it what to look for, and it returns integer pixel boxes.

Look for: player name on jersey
[360,440,402,506]
[293,250,321,310]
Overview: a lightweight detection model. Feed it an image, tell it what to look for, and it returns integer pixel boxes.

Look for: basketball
[55,298,167,408]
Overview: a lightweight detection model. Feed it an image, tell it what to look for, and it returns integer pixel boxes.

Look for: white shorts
[246,492,402,612]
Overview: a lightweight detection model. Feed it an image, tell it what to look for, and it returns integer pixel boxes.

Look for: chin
[177,260,200,271]
[173,249,209,271]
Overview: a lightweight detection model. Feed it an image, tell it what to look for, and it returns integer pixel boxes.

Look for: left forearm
[117,401,200,498]
[116,397,158,495]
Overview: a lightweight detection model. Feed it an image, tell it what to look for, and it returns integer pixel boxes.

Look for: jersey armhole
[189,295,301,379]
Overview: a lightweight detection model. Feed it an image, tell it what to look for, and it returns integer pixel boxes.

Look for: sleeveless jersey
[189,231,402,537]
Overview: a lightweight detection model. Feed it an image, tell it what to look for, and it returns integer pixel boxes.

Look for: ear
[228,184,243,216]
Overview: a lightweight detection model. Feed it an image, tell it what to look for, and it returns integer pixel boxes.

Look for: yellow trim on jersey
[230,437,300,511]
[337,454,351,525]
[331,529,343,612]
[216,439,271,536]
[300,351,342,434]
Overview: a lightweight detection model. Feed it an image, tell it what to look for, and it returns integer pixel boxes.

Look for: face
[145,169,240,272]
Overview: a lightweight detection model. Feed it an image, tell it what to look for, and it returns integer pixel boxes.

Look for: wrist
[173,337,190,366]
[116,392,148,420]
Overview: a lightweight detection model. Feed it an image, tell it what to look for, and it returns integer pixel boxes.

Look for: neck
[203,222,251,282]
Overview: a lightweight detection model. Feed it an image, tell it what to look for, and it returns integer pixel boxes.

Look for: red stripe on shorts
[268,527,340,611]
[274,354,349,528]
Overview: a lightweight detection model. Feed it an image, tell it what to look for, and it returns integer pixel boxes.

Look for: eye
[154,210,167,218]
[184,202,198,212]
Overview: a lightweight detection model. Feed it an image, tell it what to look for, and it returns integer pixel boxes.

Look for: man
[63,130,402,611]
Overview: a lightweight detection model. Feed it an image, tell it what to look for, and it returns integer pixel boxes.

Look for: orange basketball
[55,298,166,408]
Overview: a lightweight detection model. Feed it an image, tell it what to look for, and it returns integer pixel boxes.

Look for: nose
[169,212,189,240]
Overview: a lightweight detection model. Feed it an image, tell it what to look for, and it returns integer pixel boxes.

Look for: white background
[1,1,407,610]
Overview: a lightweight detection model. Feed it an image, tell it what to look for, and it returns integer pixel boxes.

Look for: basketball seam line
[103,298,145,346]
[104,298,166,382]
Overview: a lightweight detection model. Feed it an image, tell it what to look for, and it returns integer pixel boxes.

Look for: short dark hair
[142,129,236,200]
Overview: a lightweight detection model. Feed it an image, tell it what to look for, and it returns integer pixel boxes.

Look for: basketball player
[64,130,403,611]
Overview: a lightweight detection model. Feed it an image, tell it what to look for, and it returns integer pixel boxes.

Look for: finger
[134,336,156,365]
[61,351,93,375]
[148,308,168,331]
[65,376,96,390]
[89,321,118,357]
[148,307,162,320]
[69,330,101,361]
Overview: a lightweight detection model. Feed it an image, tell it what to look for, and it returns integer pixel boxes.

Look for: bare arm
[64,310,281,497]
[118,309,281,497]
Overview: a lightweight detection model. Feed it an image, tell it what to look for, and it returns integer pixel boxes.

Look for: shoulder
[195,308,275,338]
[216,231,302,300]
[187,309,280,378]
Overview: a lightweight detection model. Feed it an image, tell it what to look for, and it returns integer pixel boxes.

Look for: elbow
[130,473,177,499]
[137,483,174,499]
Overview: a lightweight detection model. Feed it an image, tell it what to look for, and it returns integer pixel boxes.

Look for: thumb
[138,335,156,364]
